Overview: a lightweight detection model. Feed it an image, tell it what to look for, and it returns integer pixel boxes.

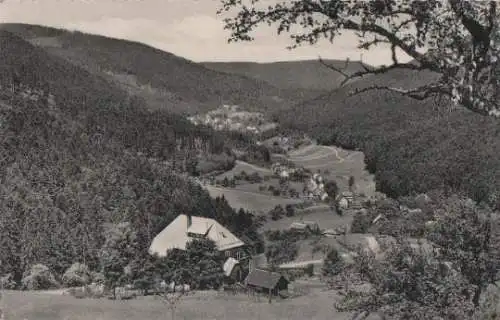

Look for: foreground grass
[3,281,352,320]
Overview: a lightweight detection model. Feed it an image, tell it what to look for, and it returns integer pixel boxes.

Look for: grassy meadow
[2,279,352,320]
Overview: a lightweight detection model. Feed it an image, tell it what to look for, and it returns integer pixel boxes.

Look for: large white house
[149,214,248,259]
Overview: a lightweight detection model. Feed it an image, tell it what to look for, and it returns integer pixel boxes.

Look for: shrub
[272,189,281,197]
[350,211,372,233]
[22,264,59,290]
[322,248,344,277]
[285,204,295,217]
[62,263,91,287]
[249,172,263,183]
[91,271,106,284]
[305,264,315,277]
[269,205,285,221]
[0,273,17,289]
[265,241,298,265]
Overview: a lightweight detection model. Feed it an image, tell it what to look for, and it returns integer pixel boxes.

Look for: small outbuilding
[245,269,289,302]
[223,257,243,283]
[338,197,349,210]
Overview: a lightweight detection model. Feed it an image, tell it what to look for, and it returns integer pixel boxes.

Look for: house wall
[223,246,249,260]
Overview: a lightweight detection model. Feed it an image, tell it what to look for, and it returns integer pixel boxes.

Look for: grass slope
[280,66,500,206]
[1,23,297,115]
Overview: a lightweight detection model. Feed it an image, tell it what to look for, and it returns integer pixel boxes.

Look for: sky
[0,0,412,65]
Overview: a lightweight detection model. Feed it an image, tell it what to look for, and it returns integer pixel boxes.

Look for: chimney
[187,214,192,228]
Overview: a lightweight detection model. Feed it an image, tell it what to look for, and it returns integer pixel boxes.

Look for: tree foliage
[99,222,138,295]
[335,195,500,319]
[161,239,225,290]
[219,0,500,116]
[324,180,339,200]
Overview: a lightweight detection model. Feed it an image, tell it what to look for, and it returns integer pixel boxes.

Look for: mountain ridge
[0,23,302,115]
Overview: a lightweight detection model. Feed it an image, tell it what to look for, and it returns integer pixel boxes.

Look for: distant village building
[290,220,320,233]
[305,173,327,201]
[341,191,354,203]
[149,214,248,260]
[338,197,349,210]
[280,170,290,179]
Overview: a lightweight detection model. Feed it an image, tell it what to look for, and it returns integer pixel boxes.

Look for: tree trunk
[171,307,176,320]
[472,285,482,308]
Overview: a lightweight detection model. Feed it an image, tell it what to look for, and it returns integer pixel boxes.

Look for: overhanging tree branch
[220,0,500,116]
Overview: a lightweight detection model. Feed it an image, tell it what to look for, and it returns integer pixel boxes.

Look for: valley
[0,19,499,320]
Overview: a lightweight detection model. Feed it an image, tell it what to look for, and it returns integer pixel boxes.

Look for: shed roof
[245,269,287,289]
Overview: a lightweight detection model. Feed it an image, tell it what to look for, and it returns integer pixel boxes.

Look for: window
[187,232,204,239]
[220,232,227,238]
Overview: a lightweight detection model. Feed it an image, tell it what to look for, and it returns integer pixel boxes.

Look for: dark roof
[245,269,287,289]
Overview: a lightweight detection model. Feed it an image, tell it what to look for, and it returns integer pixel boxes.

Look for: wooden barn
[245,269,289,303]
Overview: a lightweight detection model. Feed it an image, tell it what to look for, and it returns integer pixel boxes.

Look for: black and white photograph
[0,0,499,319]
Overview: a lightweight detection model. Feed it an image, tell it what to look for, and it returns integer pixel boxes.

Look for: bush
[305,264,315,277]
[269,205,285,221]
[285,204,295,217]
[22,264,59,290]
[91,271,106,284]
[322,248,344,277]
[0,273,17,289]
[350,211,372,233]
[266,241,298,265]
[272,189,281,197]
[62,263,91,287]
[249,172,263,183]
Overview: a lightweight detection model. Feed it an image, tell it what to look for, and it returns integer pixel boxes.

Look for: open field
[3,281,352,320]
[216,160,272,180]
[233,178,303,195]
[204,185,302,214]
[260,206,353,233]
[288,144,376,197]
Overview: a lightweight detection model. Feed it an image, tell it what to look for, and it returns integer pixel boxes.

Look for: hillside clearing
[204,185,302,214]
[288,144,376,198]
[260,206,352,233]
[216,160,272,179]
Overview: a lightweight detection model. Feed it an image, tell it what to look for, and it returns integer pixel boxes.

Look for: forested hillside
[279,67,500,208]
[1,23,296,115]
[0,30,261,284]
[202,59,367,92]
